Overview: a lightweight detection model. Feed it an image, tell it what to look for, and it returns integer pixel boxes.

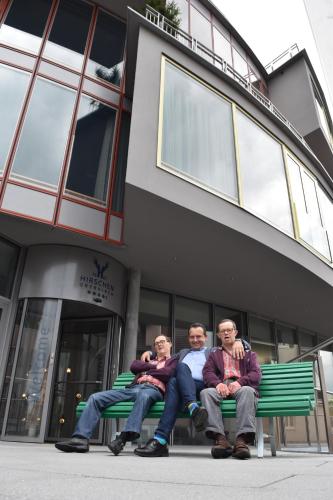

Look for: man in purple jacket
[55,335,176,455]
[201,319,261,460]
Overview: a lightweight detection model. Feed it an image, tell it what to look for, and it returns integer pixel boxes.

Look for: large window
[248,316,277,364]
[174,296,212,351]
[10,78,76,189]
[65,95,117,204]
[86,10,126,87]
[43,0,93,71]
[287,154,331,260]
[0,64,30,175]
[190,5,212,49]
[213,27,232,66]
[236,110,293,234]
[111,112,131,212]
[161,61,238,200]
[0,0,52,53]
[317,186,333,260]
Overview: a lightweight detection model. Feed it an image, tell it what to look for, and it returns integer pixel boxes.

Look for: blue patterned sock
[188,402,199,415]
[154,434,167,445]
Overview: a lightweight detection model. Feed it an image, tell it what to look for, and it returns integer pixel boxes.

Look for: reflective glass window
[162,62,238,200]
[176,0,189,31]
[137,289,171,359]
[5,299,58,438]
[65,95,116,203]
[0,237,19,298]
[287,155,331,259]
[190,5,212,49]
[232,49,249,79]
[213,27,232,65]
[318,186,333,261]
[0,64,30,175]
[236,110,293,234]
[0,0,52,54]
[87,11,126,87]
[43,0,93,71]
[111,112,131,212]
[10,78,76,188]
[174,296,212,351]
[249,316,276,364]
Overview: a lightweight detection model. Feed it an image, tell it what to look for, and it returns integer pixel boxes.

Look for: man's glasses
[154,339,168,346]
[219,328,235,334]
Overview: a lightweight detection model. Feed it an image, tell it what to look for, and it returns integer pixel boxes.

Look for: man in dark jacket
[55,335,176,455]
[201,319,261,460]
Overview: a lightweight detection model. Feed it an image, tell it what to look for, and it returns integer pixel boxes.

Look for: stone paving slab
[0,442,332,500]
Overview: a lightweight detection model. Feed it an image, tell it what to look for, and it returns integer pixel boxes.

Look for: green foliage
[145,0,181,28]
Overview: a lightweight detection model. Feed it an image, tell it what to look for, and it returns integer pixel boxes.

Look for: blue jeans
[73,384,163,439]
[155,363,205,442]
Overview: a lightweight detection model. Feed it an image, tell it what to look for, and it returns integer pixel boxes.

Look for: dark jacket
[203,348,261,396]
[130,357,178,385]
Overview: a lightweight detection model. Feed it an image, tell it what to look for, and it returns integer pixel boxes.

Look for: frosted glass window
[162,62,238,200]
[236,110,293,234]
[287,155,330,259]
[176,0,189,31]
[190,6,212,49]
[0,64,30,174]
[10,78,76,188]
[233,49,249,79]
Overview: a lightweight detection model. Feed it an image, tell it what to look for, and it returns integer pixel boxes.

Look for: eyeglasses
[154,339,168,346]
[219,328,235,334]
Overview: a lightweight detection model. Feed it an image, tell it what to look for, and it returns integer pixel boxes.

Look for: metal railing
[284,337,333,454]
[265,43,300,73]
[144,6,315,158]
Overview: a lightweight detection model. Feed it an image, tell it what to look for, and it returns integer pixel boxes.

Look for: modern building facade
[0,0,332,448]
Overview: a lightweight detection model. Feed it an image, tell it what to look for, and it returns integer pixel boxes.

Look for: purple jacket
[130,357,178,385]
[203,349,261,396]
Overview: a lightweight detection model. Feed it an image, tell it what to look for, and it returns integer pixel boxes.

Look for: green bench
[76,361,315,458]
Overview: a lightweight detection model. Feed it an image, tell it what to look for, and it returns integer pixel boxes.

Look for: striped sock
[187,402,199,416]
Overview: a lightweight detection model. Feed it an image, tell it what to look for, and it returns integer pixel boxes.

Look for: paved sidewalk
[0,441,333,500]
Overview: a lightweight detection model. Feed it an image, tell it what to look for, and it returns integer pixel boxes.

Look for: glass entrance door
[47,318,112,442]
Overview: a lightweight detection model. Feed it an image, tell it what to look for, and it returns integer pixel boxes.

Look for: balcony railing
[145,6,315,159]
[265,43,300,73]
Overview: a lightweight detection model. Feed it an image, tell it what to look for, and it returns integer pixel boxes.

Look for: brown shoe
[232,434,251,460]
[211,433,233,459]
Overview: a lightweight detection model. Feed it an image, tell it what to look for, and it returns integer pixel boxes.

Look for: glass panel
[10,78,76,189]
[43,0,93,71]
[0,301,23,432]
[111,112,131,212]
[248,316,275,344]
[299,330,316,350]
[0,0,52,54]
[287,155,330,259]
[87,11,126,87]
[317,186,333,261]
[277,324,298,362]
[48,319,108,440]
[214,306,247,344]
[176,0,188,31]
[232,49,249,79]
[0,237,19,298]
[137,289,171,359]
[213,27,232,65]
[162,62,238,200]
[174,296,212,351]
[190,5,212,49]
[236,111,293,234]
[5,299,58,438]
[251,342,277,364]
[0,64,30,175]
[65,95,116,203]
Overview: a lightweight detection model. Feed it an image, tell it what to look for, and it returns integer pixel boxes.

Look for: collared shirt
[222,348,241,381]
[182,348,207,381]
[136,356,169,393]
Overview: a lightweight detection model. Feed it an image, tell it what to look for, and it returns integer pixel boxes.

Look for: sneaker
[232,434,251,460]
[211,433,233,459]
[55,437,89,453]
[191,406,208,432]
[134,438,169,457]
[108,435,126,456]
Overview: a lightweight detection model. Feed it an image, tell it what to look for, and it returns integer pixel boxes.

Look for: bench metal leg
[256,417,264,458]
[269,417,277,456]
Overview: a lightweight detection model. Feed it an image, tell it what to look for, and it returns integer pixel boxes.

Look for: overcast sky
[212,0,333,113]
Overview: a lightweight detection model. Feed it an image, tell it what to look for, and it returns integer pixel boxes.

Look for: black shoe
[191,406,208,432]
[108,436,126,456]
[55,437,89,453]
[134,438,169,457]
